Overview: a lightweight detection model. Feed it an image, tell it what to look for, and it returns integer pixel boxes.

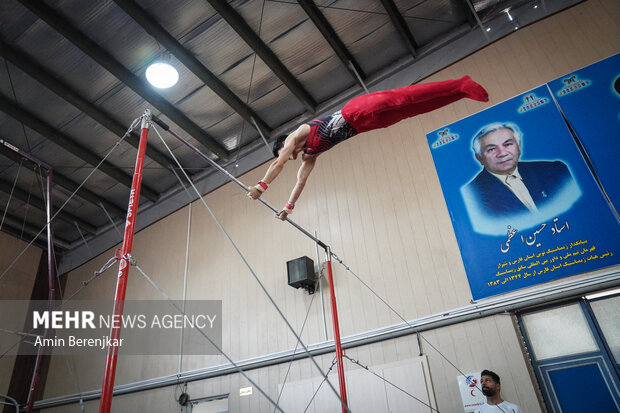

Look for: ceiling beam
[0,211,71,249]
[380,0,418,57]
[0,94,160,202]
[455,0,480,27]
[112,0,272,137]
[51,173,126,218]
[1,223,55,251]
[207,0,317,113]
[17,0,230,161]
[0,39,176,170]
[0,141,126,218]
[297,0,366,81]
[0,178,97,234]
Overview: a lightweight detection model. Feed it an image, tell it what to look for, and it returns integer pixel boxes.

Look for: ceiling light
[146,62,179,89]
[486,27,491,32]
[505,9,514,21]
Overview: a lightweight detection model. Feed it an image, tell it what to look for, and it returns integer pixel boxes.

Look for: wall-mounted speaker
[287,256,316,294]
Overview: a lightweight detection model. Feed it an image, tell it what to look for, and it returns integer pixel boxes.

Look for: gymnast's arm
[276,154,317,221]
[247,125,309,200]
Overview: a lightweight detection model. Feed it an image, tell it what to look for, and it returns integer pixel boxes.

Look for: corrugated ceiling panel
[0,192,50,233]
[0,2,37,42]
[59,113,134,158]
[173,79,238,131]
[259,2,356,102]
[201,111,246,151]
[50,0,160,73]
[133,0,215,40]
[0,112,48,164]
[398,0,466,46]
[222,55,306,125]
[58,164,122,198]
[319,0,409,76]
[97,181,134,211]
[185,10,252,76]
[6,5,122,105]
[0,51,85,134]
[183,4,304,127]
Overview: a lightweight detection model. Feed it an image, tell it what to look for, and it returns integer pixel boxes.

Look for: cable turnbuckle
[124,253,137,266]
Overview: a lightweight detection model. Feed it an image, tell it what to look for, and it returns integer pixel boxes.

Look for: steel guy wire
[330,252,483,393]
[343,354,440,412]
[133,263,285,413]
[20,166,36,240]
[273,290,318,413]
[0,159,22,231]
[0,116,141,284]
[153,124,351,413]
[303,357,338,413]
[0,253,119,361]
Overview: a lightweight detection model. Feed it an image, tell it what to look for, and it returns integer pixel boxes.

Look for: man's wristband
[255,181,268,193]
[283,202,294,214]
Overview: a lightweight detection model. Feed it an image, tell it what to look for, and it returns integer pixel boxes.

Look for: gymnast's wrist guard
[255,180,268,193]
[283,202,294,214]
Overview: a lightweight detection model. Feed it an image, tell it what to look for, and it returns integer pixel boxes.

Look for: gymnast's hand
[275,210,289,221]
[247,186,262,200]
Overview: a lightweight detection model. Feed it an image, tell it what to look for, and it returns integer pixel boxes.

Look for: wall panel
[0,231,41,397]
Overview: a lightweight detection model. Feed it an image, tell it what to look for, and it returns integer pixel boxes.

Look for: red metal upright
[99,110,151,413]
[325,247,349,413]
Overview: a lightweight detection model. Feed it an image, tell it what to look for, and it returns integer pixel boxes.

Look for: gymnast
[247,76,489,220]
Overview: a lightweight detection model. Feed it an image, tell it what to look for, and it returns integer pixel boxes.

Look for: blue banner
[548,53,620,213]
[427,85,620,300]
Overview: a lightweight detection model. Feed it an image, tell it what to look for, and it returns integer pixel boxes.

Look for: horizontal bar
[153,116,328,249]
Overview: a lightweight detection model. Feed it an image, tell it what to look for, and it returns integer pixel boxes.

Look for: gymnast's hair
[471,122,522,155]
[272,134,288,158]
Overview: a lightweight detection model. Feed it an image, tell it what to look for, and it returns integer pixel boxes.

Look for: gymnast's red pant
[341,76,483,133]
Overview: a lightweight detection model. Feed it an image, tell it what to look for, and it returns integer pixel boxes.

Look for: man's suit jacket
[462,161,574,218]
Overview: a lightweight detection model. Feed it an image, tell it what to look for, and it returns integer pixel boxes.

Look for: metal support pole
[20,152,54,413]
[99,109,151,413]
[325,247,348,413]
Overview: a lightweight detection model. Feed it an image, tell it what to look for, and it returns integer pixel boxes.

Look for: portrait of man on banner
[461,121,581,235]
[427,82,620,300]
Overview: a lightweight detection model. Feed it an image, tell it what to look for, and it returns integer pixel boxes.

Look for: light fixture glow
[146,62,179,88]
[486,27,491,32]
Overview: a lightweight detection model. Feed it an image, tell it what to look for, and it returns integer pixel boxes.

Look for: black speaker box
[287,256,316,292]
